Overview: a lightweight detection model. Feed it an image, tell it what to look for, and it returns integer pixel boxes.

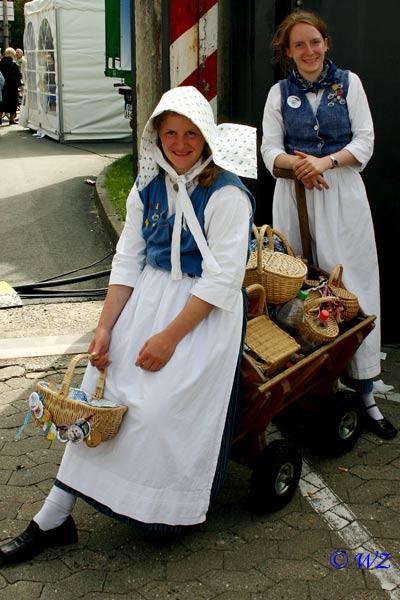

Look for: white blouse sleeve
[108,184,146,287]
[190,185,253,312]
[343,71,374,171]
[260,83,286,175]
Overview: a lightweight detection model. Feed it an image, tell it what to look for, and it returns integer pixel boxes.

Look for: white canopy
[25,0,104,16]
[24,0,131,141]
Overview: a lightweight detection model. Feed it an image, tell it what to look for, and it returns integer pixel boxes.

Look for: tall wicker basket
[32,353,128,447]
[244,225,307,304]
[328,264,359,321]
[306,264,359,321]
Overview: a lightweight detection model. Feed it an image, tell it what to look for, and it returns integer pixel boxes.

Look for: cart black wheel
[250,440,302,513]
[318,390,361,456]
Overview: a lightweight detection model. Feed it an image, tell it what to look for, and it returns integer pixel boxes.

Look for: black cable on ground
[37,251,114,283]
[20,289,107,299]
[15,270,111,292]
[21,287,108,295]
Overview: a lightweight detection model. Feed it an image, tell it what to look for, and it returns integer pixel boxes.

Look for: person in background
[0,85,257,565]
[15,48,27,105]
[0,70,5,106]
[15,48,25,72]
[261,9,397,440]
[0,47,22,125]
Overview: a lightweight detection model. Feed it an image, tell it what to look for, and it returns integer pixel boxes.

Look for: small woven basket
[33,353,128,447]
[297,296,339,344]
[245,284,300,374]
[305,264,359,321]
[244,224,307,304]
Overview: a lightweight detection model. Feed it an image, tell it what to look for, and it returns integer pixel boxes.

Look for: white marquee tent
[23,0,131,141]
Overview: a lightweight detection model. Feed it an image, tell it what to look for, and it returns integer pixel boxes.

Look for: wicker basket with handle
[32,353,128,447]
[297,296,339,344]
[305,264,359,321]
[328,264,359,321]
[245,284,301,374]
[244,224,307,304]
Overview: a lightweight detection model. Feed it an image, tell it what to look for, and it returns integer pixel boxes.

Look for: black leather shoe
[0,515,78,565]
[365,415,398,440]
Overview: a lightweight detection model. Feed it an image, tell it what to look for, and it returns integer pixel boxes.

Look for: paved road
[0,123,130,295]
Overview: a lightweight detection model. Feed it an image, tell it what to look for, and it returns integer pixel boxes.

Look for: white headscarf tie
[154,147,219,280]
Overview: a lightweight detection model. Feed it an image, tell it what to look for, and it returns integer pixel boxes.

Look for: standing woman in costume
[0,86,257,564]
[261,10,396,439]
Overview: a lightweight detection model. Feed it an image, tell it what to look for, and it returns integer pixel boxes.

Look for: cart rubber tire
[250,440,302,513]
[318,390,361,457]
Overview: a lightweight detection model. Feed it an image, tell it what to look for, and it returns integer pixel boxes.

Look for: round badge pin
[287,95,301,109]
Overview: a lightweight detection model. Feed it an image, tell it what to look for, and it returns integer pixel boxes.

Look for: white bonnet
[137,86,257,191]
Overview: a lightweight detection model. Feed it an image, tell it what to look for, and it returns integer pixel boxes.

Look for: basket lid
[265,253,307,278]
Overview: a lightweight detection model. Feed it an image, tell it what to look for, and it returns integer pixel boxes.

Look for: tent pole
[55,8,64,142]
[130,0,138,174]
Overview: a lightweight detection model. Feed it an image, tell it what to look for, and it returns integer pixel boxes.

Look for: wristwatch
[329,155,339,168]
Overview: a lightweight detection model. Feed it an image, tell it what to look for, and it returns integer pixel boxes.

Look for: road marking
[0,333,93,359]
[300,460,400,596]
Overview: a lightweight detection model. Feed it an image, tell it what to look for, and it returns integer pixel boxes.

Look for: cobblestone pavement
[0,346,399,600]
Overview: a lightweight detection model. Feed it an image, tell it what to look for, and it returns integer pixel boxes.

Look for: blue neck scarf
[288,60,339,93]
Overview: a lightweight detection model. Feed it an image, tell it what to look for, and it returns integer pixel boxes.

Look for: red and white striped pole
[169,0,218,116]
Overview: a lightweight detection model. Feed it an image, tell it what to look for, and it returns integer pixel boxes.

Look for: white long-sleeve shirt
[109,179,253,312]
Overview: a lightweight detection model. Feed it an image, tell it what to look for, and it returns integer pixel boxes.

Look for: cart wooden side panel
[234,315,375,442]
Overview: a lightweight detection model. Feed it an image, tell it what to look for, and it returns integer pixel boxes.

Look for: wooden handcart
[232,169,376,513]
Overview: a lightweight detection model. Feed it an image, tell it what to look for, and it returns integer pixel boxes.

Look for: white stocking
[362,392,384,421]
[33,485,76,531]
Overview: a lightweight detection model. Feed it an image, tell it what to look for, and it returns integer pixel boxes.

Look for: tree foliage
[9,0,30,49]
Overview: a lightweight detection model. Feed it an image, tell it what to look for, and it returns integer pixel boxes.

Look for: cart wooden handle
[272,167,312,264]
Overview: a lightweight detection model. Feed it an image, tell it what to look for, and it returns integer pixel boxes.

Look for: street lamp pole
[2,0,10,48]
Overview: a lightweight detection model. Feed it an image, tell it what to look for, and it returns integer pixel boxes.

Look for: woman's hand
[302,173,329,191]
[135,331,177,372]
[293,151,330,189]
[88,326,112,371]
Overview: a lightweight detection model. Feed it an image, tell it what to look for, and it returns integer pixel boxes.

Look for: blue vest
[139,171,255,277]
[280,68,352,157]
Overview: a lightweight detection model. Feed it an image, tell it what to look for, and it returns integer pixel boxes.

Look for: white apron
[273,166,381,380]
[56,264,243,526]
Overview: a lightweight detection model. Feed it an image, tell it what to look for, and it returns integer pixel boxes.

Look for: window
[24,22,37,110]
[38,19,56,114]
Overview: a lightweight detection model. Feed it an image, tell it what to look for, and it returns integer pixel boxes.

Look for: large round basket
[33,354,127,447]
[244,225,307,304]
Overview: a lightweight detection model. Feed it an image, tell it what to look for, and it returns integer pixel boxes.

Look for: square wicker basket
[245,284,300,375]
